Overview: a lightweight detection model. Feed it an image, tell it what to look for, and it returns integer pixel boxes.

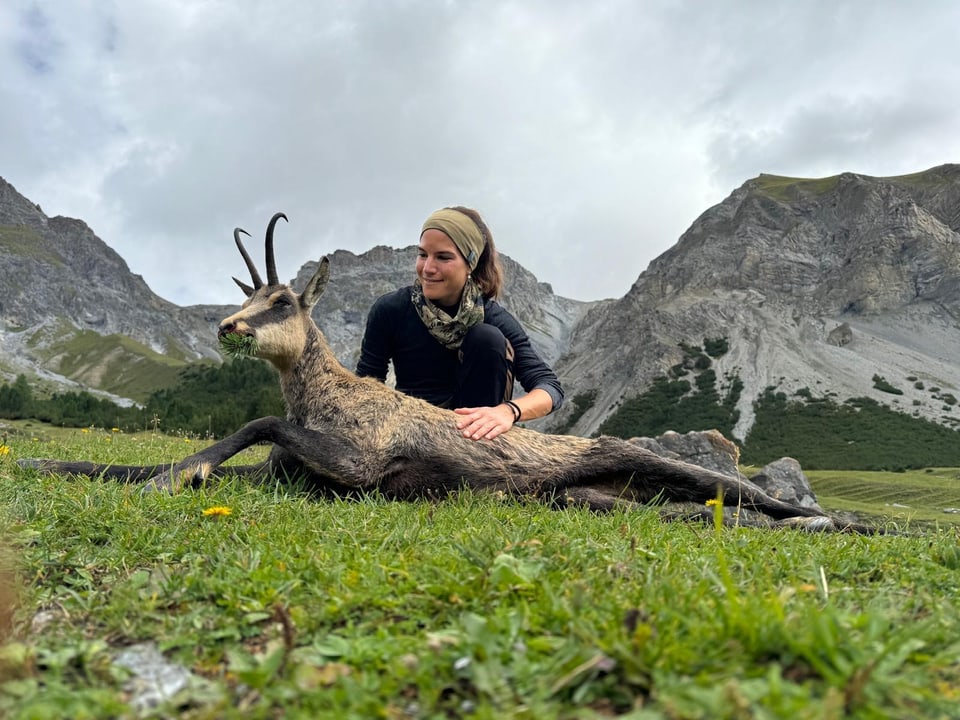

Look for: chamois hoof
[777,516,837,532]
[141,472,177,495]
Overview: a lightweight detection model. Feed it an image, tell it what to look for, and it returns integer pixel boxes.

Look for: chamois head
[217,212,330,367]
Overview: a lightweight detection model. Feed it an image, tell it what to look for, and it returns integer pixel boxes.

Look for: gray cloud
[2,1,959,305]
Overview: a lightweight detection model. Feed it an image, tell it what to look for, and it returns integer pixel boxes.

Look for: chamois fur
[21,214,869,532]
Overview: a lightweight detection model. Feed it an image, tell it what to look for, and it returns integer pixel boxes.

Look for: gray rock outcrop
[826,322,853,347]
[549,166,960,439]
[749,457,822,511]
[638,428,823,521]
[293,247,593,373]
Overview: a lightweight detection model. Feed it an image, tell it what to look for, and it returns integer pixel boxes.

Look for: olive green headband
[420,208,485,271]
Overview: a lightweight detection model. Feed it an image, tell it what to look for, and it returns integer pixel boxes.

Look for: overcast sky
[2,1,959,306]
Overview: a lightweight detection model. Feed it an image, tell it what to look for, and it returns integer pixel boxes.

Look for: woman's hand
[454,403,517,441]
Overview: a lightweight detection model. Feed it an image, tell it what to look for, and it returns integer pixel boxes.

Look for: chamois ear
[299,256,330,309]
[232,276,256,298]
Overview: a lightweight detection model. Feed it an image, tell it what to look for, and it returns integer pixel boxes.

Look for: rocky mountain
[0,177,590,403]
[295,246,593,373]
[0,178,230,402]
[552,166,960,438]
[3,166,960,442]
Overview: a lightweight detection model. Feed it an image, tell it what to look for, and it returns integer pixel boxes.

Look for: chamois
[20,213,853,532]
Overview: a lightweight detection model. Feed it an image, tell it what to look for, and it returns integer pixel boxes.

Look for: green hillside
[23,321,194,403]
[595,339,960,470]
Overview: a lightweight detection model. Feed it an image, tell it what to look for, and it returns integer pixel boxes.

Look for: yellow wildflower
[202,506,233,517]
[705,498,720,507]
[111,427,120,433]
[0,445,10,456]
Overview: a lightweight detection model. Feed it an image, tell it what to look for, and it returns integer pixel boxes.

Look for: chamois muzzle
[217,321,259,358]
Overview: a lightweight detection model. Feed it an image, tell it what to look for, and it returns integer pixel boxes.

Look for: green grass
[1,429,959,718]
[219,333,260,359]
[883,167,956,190]
[807,468,960,530]
[749,166,954,202]
[0,226,65,267]
[750,174,842,202]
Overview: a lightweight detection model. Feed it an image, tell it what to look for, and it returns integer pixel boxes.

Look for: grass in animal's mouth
[219,332,259,358]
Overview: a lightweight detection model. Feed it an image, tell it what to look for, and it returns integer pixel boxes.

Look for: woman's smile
[417,228,470,306]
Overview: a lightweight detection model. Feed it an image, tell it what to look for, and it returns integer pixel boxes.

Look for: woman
[356,206,563,441]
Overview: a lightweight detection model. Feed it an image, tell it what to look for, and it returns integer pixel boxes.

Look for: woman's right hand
[453,403,517,441]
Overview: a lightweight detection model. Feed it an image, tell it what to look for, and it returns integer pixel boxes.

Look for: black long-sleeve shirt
[356,286,564,410]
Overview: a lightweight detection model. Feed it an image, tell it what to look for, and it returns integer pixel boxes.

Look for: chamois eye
[273,295,291,307]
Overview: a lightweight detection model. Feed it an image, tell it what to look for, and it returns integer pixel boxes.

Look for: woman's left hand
[454,404,516,441]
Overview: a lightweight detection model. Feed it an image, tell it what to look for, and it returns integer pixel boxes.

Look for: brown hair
[448,206,504,299]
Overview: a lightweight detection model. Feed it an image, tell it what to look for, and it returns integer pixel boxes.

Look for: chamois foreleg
[17,459,165,483]
[144,416,364,492]
[17,457,276,484]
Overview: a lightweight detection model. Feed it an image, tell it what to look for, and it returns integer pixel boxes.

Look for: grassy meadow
[0,422,959,718]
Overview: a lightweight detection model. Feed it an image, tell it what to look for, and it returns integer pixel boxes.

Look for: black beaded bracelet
[505,401,522,424]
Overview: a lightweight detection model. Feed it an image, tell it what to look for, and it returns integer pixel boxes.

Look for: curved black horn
[233,228,263,289]
[265,212,287,286]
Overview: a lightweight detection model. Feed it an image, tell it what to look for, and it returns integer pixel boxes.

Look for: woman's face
[417,229,470,306]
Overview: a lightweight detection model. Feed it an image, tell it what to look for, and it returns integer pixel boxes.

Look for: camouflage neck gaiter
[411,275,485,350]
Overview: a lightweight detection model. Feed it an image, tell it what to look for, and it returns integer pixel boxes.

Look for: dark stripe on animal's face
[244,290,300,329]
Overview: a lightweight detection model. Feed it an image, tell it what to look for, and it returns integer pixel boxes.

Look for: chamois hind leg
[145,416,363,492]
[545,436,825,521]
[558,486,841,532]
[552,485,643,512]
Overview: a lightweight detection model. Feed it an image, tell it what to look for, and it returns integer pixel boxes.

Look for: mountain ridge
[2,167,959,442]
[0,176,591,405]
[551,165,960,437]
